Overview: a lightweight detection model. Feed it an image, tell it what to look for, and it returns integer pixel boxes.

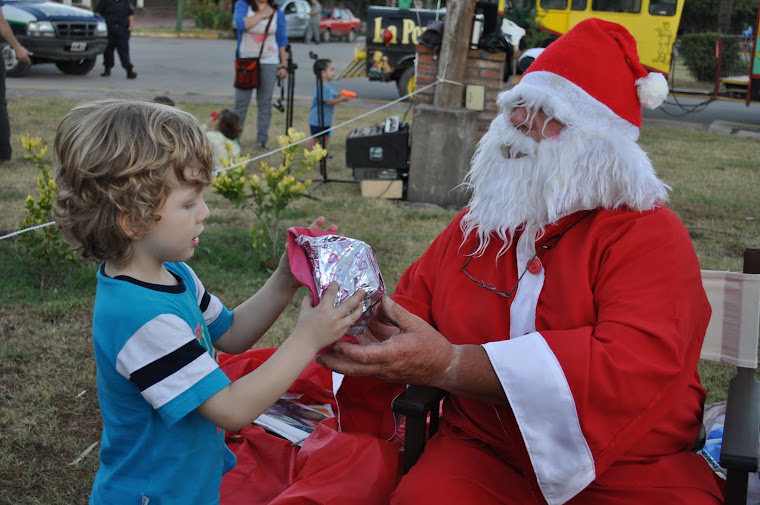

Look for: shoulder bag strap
[258,14,274,59]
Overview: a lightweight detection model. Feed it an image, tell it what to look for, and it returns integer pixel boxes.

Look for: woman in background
[233,0,288,151]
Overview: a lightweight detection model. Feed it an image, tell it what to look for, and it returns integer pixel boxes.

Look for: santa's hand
[317,297,453,386]
[351,296,401,345]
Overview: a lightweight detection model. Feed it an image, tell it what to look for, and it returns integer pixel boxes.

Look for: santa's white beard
[461,111,669,257]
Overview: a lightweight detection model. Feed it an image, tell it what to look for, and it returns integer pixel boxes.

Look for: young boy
[53,99,364,505]
[308,59,353,151]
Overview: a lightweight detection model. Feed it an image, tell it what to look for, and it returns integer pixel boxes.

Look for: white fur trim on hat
[500,71,641,141]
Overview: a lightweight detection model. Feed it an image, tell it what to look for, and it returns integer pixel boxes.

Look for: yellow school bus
[499,0,684,74]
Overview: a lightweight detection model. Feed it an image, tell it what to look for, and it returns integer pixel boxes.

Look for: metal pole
[177,0,184,33]
[713,36,723,99]
[317,77,327,181]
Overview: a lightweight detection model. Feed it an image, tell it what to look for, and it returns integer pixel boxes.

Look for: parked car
[2,0,108,76]
[280,0,310,40]
[319,6,359,42]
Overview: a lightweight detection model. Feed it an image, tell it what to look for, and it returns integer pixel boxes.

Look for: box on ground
[360,180,404,199]
[352,167,403,180]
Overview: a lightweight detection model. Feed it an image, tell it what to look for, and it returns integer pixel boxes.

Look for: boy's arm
[213,258,299,354]
[213,216,337,354]
[324,95,351,106]
[198,285,365,431]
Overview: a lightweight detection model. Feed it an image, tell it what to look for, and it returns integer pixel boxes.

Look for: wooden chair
[392,248,760,504]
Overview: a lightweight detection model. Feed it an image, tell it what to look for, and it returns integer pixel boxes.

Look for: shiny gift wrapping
[296,234,386,336]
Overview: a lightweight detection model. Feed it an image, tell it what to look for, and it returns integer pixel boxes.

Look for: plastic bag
[481,30,509,53]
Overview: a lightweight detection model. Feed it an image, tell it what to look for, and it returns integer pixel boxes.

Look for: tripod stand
[274,44,297,133]
[308,52,356,193]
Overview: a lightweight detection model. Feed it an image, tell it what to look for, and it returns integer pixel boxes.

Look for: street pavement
[8,13,760,136]
[8,14,405,111]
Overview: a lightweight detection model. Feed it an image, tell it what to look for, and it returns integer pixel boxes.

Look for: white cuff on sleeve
[483,333,595,505]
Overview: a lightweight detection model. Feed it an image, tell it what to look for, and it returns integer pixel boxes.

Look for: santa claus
[319,17,726,505]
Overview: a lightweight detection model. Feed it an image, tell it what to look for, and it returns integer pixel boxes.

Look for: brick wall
[414,44,507,139]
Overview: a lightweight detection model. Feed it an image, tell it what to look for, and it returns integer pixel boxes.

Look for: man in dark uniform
[95,0,137,79]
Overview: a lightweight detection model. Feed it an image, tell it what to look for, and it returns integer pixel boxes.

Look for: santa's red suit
[384,206,724,505]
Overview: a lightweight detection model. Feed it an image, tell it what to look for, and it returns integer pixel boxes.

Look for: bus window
[512,0,533,9]
[541,0,568,9]
[649,0,676,16]
[591,0,640,12]
[571,0,586,10]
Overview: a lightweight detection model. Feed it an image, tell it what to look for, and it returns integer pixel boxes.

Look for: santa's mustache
[499,114,539,159]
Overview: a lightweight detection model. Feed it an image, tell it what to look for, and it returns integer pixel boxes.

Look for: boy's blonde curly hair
[53,99,213,266]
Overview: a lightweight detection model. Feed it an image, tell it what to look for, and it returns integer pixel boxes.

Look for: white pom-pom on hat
[636,71,669,109]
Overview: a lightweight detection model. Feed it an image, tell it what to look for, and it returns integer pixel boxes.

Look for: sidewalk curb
[133,30,233,39]
[708,120,760,139]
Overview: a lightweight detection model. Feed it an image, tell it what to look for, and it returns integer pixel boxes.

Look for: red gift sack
[218,348,404,505]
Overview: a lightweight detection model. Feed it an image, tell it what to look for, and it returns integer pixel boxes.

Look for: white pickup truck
[3,0,108,76]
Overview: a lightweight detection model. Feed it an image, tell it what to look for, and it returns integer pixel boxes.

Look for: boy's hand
[307,216,339,234]
[276,216,338,290]
[292,282,365,352]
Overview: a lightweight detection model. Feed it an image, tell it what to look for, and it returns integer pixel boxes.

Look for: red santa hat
[505,18,668,139]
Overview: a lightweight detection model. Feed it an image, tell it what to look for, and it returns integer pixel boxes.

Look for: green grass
[1,96,759,503]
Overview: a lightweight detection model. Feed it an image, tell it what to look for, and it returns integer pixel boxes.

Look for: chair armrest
[392,385,447,418]
[721,367,760,505]
[392,385,447,474]
[720,367,760,471]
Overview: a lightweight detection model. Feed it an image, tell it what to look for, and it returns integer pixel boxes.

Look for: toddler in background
[205,109,243,172]
[308,59,353,152]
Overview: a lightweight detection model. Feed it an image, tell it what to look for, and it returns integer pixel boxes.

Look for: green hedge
[678,32,748,83]
[678,33,720,82]
[190,0,233,30]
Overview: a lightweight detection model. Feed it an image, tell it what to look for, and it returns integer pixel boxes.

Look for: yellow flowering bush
[18,135,76,289]
[212,129,326,268]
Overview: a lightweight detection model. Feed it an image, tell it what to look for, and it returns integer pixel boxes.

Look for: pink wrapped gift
[287,227,386,338]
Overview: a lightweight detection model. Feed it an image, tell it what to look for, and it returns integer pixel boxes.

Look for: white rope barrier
[1,77,457,241]
[0,221,58,241]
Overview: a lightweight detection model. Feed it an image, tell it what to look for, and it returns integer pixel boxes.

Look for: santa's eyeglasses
[461,210,595,298]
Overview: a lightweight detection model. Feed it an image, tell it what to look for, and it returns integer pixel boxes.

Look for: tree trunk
[718,0,733,33]
[434,0,476,107]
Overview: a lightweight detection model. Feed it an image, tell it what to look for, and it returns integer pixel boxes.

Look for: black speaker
[345,123,410,177]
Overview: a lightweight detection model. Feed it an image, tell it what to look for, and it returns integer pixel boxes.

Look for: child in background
[308,59,353,151]
[153,95,176,106]
[53,99,364,505]
[205,109,243,172]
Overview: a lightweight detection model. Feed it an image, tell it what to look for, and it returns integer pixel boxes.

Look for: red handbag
[234,57,260,89]
[234,14,273,90]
